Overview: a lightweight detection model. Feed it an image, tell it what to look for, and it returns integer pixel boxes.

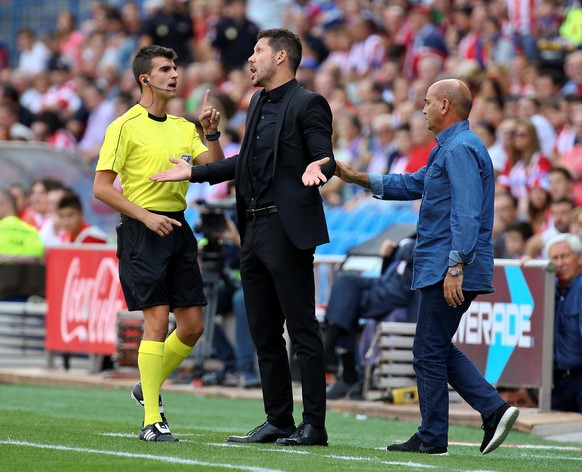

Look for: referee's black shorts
[116,211,207,312]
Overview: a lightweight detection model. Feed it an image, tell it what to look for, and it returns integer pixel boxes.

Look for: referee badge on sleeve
[181,155,192,165]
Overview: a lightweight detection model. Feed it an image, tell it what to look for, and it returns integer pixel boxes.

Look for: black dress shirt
[244,79,296,210]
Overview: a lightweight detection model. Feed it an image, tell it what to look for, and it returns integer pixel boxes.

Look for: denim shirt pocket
[424,163,449,195]
[563,310,579,320]
[562,310,580,342]
[427,164,443,178]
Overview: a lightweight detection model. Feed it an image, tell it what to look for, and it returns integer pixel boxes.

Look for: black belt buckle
[246,208,260,220]
[246,206,276,220]
[558,369,571,380]
[554,368,581,380]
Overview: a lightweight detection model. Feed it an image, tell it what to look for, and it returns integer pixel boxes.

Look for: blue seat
[322,201,419,256]
[324,206,347,231]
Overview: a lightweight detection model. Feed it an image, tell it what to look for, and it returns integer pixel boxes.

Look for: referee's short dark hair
[132,45,178,90]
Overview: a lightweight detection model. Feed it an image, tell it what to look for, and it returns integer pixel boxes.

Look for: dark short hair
[132,45,178,90]
[57,192,83,212]
[1,84,19,103]
[551,197,575,209]
[257,29,302,74]
[30,177,64,193]
[504,221,534,241]
[16,28,35,38]
[475,119,496,136]
[33,110,64,135]
[549,166,573,182]
[563,93,582,104]
[0,188,16,212]
[497,191,518,209]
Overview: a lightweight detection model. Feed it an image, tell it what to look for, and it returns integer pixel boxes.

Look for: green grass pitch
[1,383,581,471]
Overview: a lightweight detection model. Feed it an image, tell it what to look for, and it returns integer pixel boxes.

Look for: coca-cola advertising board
[45,246,126,354]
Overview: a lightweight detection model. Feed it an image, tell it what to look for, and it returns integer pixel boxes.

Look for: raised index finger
[202,89,211,109]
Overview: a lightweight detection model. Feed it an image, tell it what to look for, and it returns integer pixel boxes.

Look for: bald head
[429,79,472,120]
[422,79,473,134]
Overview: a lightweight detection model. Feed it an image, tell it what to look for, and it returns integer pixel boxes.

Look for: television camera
[194,198,237,275]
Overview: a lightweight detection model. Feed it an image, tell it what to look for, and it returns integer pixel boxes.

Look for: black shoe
[386,434,448,455]
[139,422,178,442]
[326,378,363,400]
[276,423,328,446]
[480,403,520,454]
[226,421,296,443]
[131,381,168,426]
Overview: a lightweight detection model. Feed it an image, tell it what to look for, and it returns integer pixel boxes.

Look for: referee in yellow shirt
[94,45,224,442]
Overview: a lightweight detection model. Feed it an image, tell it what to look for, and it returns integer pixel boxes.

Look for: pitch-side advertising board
[45,246,125,355]
[45,249,555,407]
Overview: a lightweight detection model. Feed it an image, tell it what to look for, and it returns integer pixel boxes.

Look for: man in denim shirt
[306,79,519,455]
[546,233,582,413]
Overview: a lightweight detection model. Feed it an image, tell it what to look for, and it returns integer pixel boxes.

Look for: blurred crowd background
[1,0,582,259]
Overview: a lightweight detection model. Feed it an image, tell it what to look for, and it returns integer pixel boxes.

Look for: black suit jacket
[192,81,336,250]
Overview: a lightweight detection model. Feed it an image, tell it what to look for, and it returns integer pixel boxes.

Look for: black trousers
[552,369,582,413]
[240,212,326,428]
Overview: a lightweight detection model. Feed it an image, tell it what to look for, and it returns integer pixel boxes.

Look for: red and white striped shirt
[506,0,539,35]
[346,34,385,76]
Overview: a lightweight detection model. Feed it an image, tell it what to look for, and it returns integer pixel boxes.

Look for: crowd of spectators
[2,0,582,263]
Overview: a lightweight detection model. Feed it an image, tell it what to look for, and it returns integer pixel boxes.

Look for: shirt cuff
[369,173,384,199]
[448,251,464,267]
[190,164,209,183]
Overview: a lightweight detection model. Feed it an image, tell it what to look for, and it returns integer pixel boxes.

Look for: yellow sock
[137,340,164,426]
[160,330,194,384]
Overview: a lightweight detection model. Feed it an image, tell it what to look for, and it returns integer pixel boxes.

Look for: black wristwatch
[448,267,464,277]
[204,131,221,141]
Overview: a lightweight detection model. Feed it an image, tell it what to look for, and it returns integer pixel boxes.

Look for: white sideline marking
[100,432,202,439]
[214,443,438,468]
[0,439,282,472]
[450,441,582,452]
[324,454,438,468]
[210,442,309,454]
[523,454,582,461]
[102,433,582,455]
[80,432,582,471]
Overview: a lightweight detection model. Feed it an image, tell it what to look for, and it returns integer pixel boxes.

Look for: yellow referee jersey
[96,104,207,211]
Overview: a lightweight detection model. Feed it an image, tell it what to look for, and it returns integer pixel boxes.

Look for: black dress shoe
[276,423,328,446]
[226,421,296,443]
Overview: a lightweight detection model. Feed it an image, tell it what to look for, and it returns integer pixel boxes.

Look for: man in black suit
[151,28,336,446]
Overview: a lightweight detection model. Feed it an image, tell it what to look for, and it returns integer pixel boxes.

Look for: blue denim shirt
[553,272,582,370]
[369,120,495,291]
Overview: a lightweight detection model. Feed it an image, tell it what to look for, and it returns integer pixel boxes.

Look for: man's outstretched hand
[333,160,370,188]
[302,157,330,186]
[150,157,191,182]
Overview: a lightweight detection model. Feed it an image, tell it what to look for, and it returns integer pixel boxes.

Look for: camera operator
[196,199,260,388]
